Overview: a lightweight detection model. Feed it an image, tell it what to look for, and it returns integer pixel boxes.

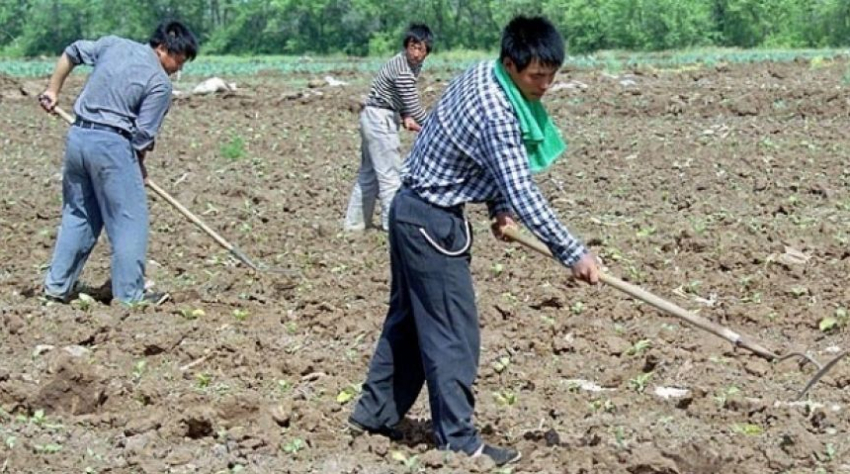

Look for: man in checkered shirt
[349,16,599,466]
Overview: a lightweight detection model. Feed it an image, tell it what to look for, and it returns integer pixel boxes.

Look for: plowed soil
[2,58,850,473]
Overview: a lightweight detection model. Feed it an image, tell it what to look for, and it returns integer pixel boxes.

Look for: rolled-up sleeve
[131,80,172,152]
[477,114,587,267]
[64,36,117,66]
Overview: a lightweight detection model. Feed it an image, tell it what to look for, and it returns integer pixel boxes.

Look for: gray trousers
[351,188,482,454]
[44,126,148,303]
[344,106,402,231]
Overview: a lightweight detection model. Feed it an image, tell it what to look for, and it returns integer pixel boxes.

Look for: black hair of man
[403,23,434,53]
[149,20,199,61]
[499,16,565,72]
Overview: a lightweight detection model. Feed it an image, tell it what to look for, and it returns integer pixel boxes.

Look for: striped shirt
[402,61,587,267]
[65,35,172,152]
[365,52,427,125]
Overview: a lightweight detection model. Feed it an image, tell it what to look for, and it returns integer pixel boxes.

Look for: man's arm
[131,81,172,154]
[39,36,115,113]
[395,71,427,127]
[476,114,586,267]
[38,53,75,112]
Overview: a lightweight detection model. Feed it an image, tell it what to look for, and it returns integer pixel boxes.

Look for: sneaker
[347,416,403,441]
[140,292,170,306]
[43,291,70,304]
[475,444,522,466]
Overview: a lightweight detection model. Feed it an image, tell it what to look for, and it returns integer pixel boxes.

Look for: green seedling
[221,134,246,161]
[571,301,585,315]
[391,451,420,473]
[731,423,763,436]
[713,385,741,407]
[626,339,652,356]
[491,262,504,277]
[72,293,95,312]
[179,308,205,320]
[132,360,147,382]
[492,355,511,373]
[819,443,837,462]
[196,373,212,389]
[628,372,653,393]
[282,438,305,455]
[494,390,518,407]
[612,426,627,449]
[5,436,16,449]
[336,384,361,404]
[33,443,63,453]
[232,309,249,321]
[819,307,848,333]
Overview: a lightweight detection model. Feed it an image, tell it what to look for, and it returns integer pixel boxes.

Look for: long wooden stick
[501,227,778,360]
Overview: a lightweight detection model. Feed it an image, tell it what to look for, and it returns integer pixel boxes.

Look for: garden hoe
[43,103,293,276]
[501,226,846,399]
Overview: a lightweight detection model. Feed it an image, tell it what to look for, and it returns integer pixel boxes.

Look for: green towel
[493,60,566,174]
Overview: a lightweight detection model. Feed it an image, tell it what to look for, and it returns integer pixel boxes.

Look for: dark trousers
[351,188,482,454]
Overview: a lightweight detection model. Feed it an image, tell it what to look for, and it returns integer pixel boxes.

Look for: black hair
[499,16,564,72]
[403,23,434,53]
[149,20,198,61]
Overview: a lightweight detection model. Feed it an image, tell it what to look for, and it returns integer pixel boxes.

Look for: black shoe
[479,444,522,466]
[43,291,70,304]
[347,416,403,441]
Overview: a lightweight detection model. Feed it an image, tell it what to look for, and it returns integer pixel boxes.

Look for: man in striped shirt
[349,16,599,466]
[344,24,433,232]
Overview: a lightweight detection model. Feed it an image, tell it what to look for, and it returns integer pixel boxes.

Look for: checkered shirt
[402,61,587,267]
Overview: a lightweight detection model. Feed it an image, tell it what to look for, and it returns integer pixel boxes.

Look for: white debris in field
[825,346,844,354]
[192,77,237,95]
[562,379,613,392]
[654,386,690,399]
[323,75,348,87]
[550,80,588,92]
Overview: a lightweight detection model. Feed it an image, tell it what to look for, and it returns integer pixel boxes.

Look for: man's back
[67,36,171,136]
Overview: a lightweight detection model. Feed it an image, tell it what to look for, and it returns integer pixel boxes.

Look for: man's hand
[571,253,600,285]
[403,116,421,132]
[38,90,58,113]
[137,150,148,180]
[491,213,517,241]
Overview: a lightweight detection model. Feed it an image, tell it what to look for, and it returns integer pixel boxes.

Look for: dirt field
[2,58,850,473]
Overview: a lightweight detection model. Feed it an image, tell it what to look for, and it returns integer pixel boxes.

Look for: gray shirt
[65,35,172,152]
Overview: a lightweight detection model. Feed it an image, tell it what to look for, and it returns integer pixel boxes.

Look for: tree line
[2,0,849,57]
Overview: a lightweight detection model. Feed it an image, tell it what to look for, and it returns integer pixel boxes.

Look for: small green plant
[336,383,361,404]
[820,443,837,462]
[196,373,212,389]
[589,398,615,413]
[571,301,585,315]
[232,308,249,321]
[282,437,305,455]
[491,262,504,277]
[612,426,627,449]
[492,355,511,373]
[493,390,518,407]
[71,293,95,312]
[221,134,246,161]
[819,307,848,333]
[33,443,63,453]
[31,409,46,426]
[132,360,147,382]
[391,451,421,473]
[626,339,652,356]
[713,385,741,407]
[5,436,16,449]
[731,423,763,436]
[179,308,205,320]
[628,372,653,393]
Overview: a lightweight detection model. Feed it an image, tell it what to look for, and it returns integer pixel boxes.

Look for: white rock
[192,77,237,95]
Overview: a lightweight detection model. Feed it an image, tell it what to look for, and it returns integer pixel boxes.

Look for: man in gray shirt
[38,20,198,304]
